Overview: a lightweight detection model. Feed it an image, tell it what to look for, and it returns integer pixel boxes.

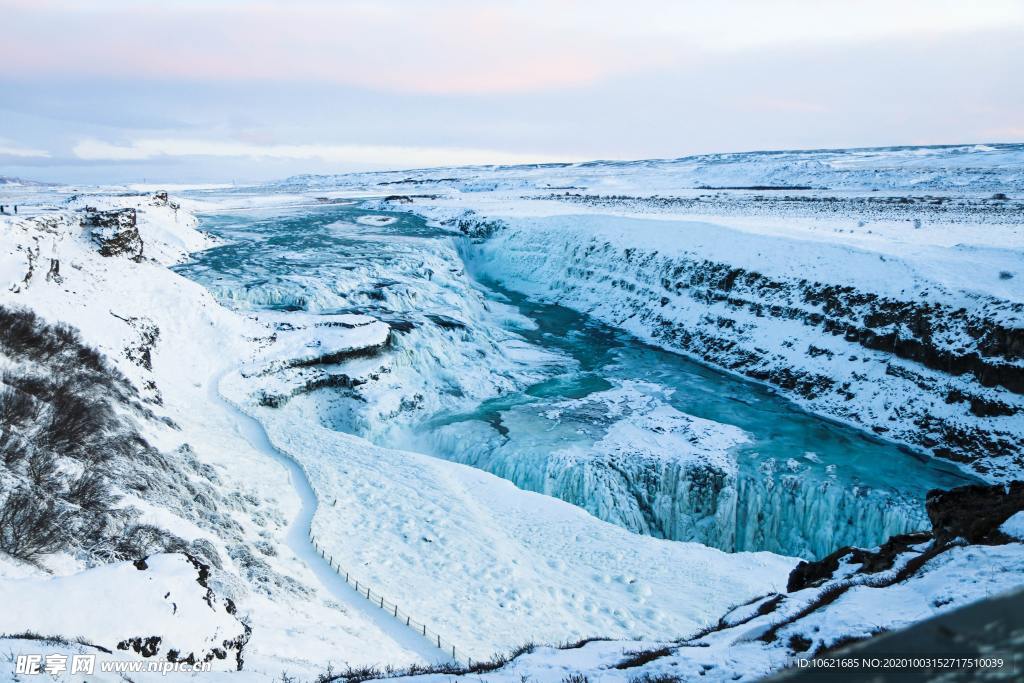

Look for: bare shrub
[465,642,536,674]
[0,306,134,397]
[0,307,105,376]
[615,646,675,669]
[0,305,207,568]
[188,538,223,570]
[25,451,61,490]
[0,385,39,426]
[113,523,189,561]
[66,471,118,512]
[0,387,38,466]
[40,391,113,460]
[2,371,53,400]
[0,488,69,560]
[628,675,682,683]
[559,636,612,649]
[0,307,45,357]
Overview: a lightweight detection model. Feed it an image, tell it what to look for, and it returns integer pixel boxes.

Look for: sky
[1,0,1023,184]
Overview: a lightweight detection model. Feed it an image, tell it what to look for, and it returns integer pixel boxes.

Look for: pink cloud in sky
[1,0,1021,182]
[5,0,1019,95]
[1,1,663,94]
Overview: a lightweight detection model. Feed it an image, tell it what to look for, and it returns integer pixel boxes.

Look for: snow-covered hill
[276,143,1024,196]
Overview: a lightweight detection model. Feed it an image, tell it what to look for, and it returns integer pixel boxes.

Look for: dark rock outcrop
[787,531,933,592]
[117,635,162,657]
[787,482,1024,592]
[83,208,144,260]
[926,481,1024,544]
[426,313,468,330]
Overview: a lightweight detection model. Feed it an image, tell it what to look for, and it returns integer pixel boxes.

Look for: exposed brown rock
[926,481,1024,544]
[83,208,144,260]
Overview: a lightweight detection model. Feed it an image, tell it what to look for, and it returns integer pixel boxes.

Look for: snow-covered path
[207,369,454,666]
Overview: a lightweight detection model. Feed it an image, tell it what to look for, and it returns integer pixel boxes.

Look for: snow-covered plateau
[0,144,1022,682]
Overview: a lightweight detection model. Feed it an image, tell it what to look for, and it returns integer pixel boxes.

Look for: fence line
[220,378,471,663]
[227,391,471,667]
[310,533,468,664]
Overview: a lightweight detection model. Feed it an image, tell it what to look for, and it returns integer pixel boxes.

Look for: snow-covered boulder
[1000,511,1024,541]
[238,311,392,408]
[260,312,391,371]
[0,553,250,669]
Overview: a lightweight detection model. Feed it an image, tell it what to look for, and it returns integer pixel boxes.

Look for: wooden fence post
[309,546,466,665]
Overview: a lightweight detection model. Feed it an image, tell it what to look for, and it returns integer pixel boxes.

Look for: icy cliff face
[731,464,928,559]
[411,381,931,559]
[411,382,744,548]
[459,215,1023,481]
